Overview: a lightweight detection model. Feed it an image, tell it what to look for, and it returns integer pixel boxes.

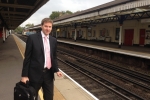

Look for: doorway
[124,29,134,46]
[139,29,145,46]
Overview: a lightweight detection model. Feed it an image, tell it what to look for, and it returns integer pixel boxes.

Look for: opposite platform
[57,39,150,59]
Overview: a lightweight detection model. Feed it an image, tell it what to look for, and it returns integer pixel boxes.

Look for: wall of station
[55,19,150,46]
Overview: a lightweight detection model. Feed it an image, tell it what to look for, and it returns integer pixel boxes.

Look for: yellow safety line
[13,36,24,59]
[12,35,44,100]
[38,89,44,100]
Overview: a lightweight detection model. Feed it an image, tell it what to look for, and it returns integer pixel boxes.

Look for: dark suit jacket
[21,32,59,82]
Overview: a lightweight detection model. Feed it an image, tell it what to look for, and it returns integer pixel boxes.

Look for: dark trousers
[30,69,54,100]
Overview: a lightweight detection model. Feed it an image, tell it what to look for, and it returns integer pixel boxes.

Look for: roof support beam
[0,11,27,15]
[0,3,34,9]
[146,12,150,17]
[3,16,24,19]
[6,21,20,23]
[6,19,22,21]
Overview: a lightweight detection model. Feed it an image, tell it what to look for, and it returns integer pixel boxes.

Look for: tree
[66,10,73,14]
[25,23,34,28]
[49,10,73,20]
[14,26,24,34]
[50,11,60,20]
[74,10,81,13]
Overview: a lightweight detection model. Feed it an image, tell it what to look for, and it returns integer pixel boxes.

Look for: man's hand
[56,71,63,77]
[21,77,29,83]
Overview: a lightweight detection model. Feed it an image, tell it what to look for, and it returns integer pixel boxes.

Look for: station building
[48,0,150,47]
[1,0,150,99]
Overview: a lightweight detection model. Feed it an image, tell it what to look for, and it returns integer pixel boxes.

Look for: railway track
[58,58,125,100]
[16,34,150,99]
[57,47,150,100]
[16,34,27,42]
[58,47,150,84]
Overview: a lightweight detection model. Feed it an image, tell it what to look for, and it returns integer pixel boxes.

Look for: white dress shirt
[41,31,50,68]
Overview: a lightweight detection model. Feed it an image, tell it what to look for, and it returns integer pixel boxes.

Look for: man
[21,18,63,100]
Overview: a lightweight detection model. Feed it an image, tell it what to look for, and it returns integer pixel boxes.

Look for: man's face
[41,22,52,36]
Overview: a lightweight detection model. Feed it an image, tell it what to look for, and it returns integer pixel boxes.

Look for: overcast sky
[21,0,114,27]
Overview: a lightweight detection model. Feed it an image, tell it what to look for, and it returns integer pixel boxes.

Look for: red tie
[44,36,51,69]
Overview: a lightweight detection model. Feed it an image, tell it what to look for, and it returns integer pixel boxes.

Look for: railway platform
[57,38,150,59]
[0,34,96,100]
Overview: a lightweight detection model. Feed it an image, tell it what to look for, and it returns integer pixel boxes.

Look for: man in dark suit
[21,18,63,100]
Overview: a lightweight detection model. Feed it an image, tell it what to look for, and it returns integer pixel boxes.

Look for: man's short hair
[41,18,53,25]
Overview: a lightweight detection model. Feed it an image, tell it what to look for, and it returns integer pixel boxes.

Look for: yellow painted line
[12,35,44,100]
[38,89,44,100]
[13,35,24,59]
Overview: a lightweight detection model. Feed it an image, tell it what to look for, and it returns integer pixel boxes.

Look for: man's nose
[46,27,50,30]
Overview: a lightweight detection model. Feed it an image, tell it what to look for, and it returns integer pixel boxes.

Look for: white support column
[10,30,11,35]
[7,30,10,37]
[3,27,5,43]
[6,30,8,39]
[119,25,122,48]
[7,30,9,36]
[74,29,77,41]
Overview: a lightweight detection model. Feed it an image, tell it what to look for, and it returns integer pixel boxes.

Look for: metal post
[5,30,8,39]
[74,23,77,41]
[7,30,10,36]
[10,30,11,34]
[3,27,5,43]
[118,15,125,48]
[7,30,9,37]
[74,28,76,41]
[119,25,122,48]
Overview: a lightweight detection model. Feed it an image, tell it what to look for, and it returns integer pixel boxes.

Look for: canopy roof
[0,0,49,29]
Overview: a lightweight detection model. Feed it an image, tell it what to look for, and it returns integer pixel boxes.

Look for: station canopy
[53,0,150,26]
[0,0,49,30]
